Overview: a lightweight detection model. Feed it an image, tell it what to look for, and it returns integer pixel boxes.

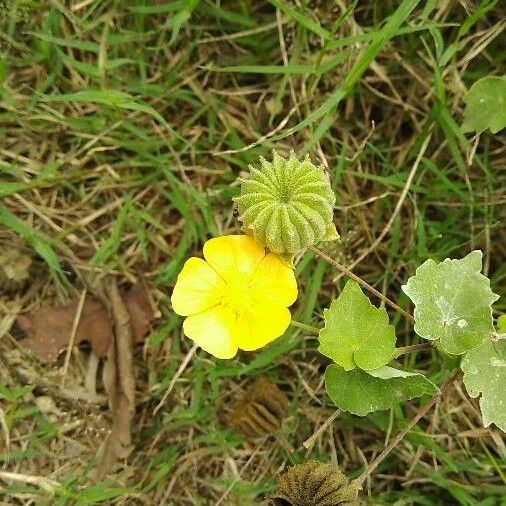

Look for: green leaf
[497,315,506,334]
[325,364,438,416]
[462,75,506,134]
[402,251,498,355]
[167,0,200,46]
[461,339,506,432]
[42,90,166,124]
[90,201,131,266]
[318,280,396,371]
[266,0,331,40]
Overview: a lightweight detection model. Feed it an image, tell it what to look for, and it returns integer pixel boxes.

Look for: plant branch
[394,343,433,357]
[290,320,320,334]
[355,371,461,487]
[309,246,414,322]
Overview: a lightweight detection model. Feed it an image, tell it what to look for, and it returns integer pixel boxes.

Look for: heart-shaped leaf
[461,339,506,432]
[402,251,498,355]
[325,364,438,416]
[462,75,506,134]
[318,280,396,371]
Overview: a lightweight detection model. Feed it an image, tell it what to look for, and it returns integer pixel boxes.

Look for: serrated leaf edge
[318,281,396,371]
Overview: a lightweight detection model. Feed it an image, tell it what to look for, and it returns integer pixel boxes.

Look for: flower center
[217,276,253,315]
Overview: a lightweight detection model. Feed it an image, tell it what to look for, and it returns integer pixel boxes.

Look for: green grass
[1,0,505,504]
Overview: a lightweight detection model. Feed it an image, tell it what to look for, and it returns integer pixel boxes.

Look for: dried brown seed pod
[271,460,360,506]
[0,247,33,294]
[228,378,288,440]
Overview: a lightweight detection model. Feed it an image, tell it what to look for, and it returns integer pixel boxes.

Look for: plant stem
[290,320,320,334]
[394,343,433,357]
[309,246,414,322]
[355,371,460,487]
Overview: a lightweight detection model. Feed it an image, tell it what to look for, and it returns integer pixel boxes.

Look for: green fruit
[235,151,338,256]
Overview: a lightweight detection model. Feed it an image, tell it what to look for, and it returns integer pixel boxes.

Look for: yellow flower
[171,235,298,359]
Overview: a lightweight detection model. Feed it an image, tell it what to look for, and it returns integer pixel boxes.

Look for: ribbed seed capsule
[271,460,361,506]
[235,151,338,256]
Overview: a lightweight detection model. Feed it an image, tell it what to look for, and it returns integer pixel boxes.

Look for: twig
[0,407,10,454]
[84,351,100,397]
[355,371,460,487]
[198,19,285,44]
[213,105,298,155]
[309,246,414,322]
[153,343,198,415]
[0,470,60,492]
[60,288,87,388]
[303,409,342,449]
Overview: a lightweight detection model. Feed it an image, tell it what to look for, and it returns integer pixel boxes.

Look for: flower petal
[249,253,298,307]
[171,257,224,316]
[236,303,291,351]
[203,235,265,281]
[183,306,238,359]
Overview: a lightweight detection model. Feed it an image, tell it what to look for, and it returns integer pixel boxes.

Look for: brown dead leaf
[16,283,156,362]
[17,299,112,362]
[92,279,135,478]
[123,281,157,344]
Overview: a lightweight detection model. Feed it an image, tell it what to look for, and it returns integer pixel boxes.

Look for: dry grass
[0,1,505,504]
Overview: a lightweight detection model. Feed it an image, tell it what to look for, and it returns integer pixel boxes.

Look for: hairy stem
[290,320,320,334]
[394,343,433,356]
[309,246,414,322]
